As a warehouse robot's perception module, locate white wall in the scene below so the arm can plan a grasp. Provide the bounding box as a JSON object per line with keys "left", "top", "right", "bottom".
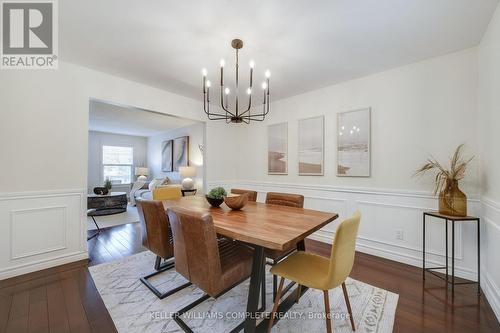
{"left": 234, "top": 48, "right": 480, "bottom": 193}
{"left": 478, "top": 3, "right": 500, "bottom": 320}
{"left": 210, "top": 48, "right": 482, "bottom": 282}
{"left": 147, "top": 122, "right": 205, "bottom": 190}
{"left": 0, "top": 60, "right": 236, "bottom": 279}
{"left": 88, "top": 131, "right": 148, "bottom": 195}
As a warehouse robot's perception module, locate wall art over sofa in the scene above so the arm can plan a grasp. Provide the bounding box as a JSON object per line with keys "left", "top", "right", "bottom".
{"left": 173, "top": 136, "right": 189, "bottom": 171}
{"left": 161, "top": 140, "right": 173, "bottom": 172}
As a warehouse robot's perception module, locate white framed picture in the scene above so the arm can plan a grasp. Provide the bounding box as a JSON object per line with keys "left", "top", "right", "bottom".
{"left": 337, "top": 108, "right": 371, "bottom": 177}
{"left": 298, "top": 115, "right": 324, "bottom": 175}
{"left": 268, "top": 122, "right": 288, "bottom": 175}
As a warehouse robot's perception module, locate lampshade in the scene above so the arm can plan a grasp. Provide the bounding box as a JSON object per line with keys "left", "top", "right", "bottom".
{"left": 135, "top": 167, "right": 149, "bottom": 176}
{"left": 179, "top": 166, "right": 196, "bottom": 178}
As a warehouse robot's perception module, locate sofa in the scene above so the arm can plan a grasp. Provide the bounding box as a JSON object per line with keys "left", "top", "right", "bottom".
{"left": 130, "top": 180, "right": 182, "bottom": 204}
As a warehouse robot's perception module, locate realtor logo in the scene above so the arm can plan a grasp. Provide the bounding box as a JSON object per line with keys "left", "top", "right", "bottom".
{"left": 1, "top": 0, "right": 58, "bottom": 69}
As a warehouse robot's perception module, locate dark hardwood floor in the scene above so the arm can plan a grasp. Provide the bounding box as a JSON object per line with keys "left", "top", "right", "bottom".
{"left": 1, "top": 222, "right": 499, "bottom": 333}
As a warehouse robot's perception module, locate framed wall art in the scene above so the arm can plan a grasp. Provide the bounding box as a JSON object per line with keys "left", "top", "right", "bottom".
{"left": 298, "top": 116, "right": 324, "bottom": 175}
{"left": 337, "top": 108, "right": 371, "bottom": 177}
{"left": 268, "top": 122, "right": 288, "bottom": 174}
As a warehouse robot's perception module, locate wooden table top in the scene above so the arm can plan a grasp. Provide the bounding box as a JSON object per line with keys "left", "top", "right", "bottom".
{"left": 162, "top": 196, "right": 338, "bottom": 251}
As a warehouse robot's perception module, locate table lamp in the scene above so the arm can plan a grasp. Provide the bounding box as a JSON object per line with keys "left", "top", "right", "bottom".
{"left": 135, "top": 167, "right": 149, "bottom": 181}
{"left": 179, "top": 166, "right": 196, "bottom": 190}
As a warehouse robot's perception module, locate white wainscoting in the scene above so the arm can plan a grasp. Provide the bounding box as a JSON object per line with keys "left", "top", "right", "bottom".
{"left": 481, "top": 197, "right": 500, "bottom": 321}
{"left": 209, "top": 180, "right": 481, "bottom": 281}
{"left": 0, "top": 189, "right": 88, "bottom": 280}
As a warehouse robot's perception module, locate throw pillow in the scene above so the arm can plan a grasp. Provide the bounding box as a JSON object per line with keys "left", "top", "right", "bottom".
{"left": 148, "top": 178, "right": 164, "bottom": 191}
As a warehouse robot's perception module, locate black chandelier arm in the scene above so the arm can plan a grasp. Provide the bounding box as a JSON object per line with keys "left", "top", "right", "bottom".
{"left": 239, "top": 62, "right": 254, "bottom": 116}
{"left": 238, "top": 94, "right": 253, "bottom": 117}
{"left": 219, "top": 88, "right": 236, "bottom": 117}
{"left": 241, "top": 91, "right": 270, "bottom": 121}
{"left": 204, "top": 93, "right": 230, "bottom": 120}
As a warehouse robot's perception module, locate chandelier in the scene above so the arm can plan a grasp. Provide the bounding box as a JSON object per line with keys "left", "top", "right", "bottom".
{"left": 202, "top": 39, "right": 270, "bottom": 123}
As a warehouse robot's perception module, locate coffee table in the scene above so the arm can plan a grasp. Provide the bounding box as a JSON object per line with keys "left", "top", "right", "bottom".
{"left": 87, "top": 191, "right": 128, "bottom": 215}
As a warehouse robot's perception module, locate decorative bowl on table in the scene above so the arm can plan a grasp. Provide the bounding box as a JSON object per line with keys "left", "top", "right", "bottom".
{"left": 205, "top": 195, "right": 224, "bottom": 208}
{"left": 224, "top": 193, "right": 248, "bottom": 210}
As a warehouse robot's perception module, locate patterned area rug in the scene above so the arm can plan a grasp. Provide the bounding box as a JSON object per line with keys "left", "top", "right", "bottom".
{"left": 89, "top": 251, "right": 398, "bottom": 333}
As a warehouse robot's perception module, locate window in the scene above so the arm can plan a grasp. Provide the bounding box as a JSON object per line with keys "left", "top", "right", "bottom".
{"left": 102, "top": 145, "right": 133, "bottom": 184}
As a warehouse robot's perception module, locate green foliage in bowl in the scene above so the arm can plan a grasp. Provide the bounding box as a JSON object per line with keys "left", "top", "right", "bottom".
{"left": 207, "top": 187, "right": 227, "bottom": 200}
{"left": 104, "top": 178, "right": 112, "bottom": 190}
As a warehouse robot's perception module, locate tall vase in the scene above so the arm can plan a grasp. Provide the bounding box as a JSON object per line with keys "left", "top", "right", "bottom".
{"left": 438, "top": 179, "right": 467, "bottom": 217}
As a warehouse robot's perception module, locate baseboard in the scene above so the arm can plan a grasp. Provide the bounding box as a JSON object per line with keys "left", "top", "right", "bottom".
{"left": 308, "top": 231, "right": 478, "bottom": 281}
{"left": 0, "top": 251, "right": 89, "bottom": 280}
{"left": 482, "top": 270, "right": 500, "bottom": 321}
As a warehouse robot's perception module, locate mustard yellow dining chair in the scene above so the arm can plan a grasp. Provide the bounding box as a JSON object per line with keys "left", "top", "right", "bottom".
{"left": 152, "top": 186, "right": 182, "bottom": 200}
{"left": 268, "top": 211, "right": 361, "bottom": 333}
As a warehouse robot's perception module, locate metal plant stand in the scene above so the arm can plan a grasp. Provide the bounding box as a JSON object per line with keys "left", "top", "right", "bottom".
{"left": 422, "top": 211, "right": 480, "bottom": 296}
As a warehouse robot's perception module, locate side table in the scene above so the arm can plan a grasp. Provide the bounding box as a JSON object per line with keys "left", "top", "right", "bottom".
{"left": 422, "top": 211, "right": 480, "bottom": 295}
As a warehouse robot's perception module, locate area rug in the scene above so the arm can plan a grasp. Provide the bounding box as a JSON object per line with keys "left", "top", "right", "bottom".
{"left": 89, "top": 251, "right": 398, "bottom": 333}
{"left": 87, "top": 205, "right": 140, "bottom": 230}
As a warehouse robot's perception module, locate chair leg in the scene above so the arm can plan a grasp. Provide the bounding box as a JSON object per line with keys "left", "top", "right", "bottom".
{"left": 296, "top": 284, "right": 302, "bottom": 304}
{"left": 140, "top": 256, "right": 192, "bottom": 300}
{"left": 323, "top": 290, "right": 332, "bottom": 333}
{"left": 342, "top": 282, "right": 356, "bottom": 331}
{"left": 260, "top": 260, "right": 266, "bottom": 311}
{"left": 268, "top": 276, "right": 285, "bottom": 333}
{"left": 272, "top": 259, "right": 277, "bottom": 301}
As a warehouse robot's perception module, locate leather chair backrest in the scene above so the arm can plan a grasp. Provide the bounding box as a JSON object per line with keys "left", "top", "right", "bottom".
{"left": 136, "top": 198, "right": 174, "bottom": 259}
{"left": 326, "top": 211, "right": 361, "bottom": 289}
{"left": 167, "top": 207, "right": 223, "bottom": 296}
{"left": 265, "top": 192, "right": 304, "bottom": 208}
{"left": 231, "top": 188, "right": 258, "bottom": 202}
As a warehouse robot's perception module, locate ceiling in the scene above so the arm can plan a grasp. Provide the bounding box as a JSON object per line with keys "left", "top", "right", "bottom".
{"left": 89, "top": 100, "right": 198, "bottom": 137}
{"left": 62, "top": 0, "right": 498, "bottom": 101}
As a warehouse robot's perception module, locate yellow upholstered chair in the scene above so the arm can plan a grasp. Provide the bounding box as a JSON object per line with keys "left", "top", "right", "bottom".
{"left": 268, "top": 211, "right": 361, "bottom": 333}
{"left": 152, "top": 186, "right": 182, "bottom": 200}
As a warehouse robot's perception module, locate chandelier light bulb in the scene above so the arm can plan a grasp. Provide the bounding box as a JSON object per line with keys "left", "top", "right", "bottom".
{"left": 220, "top": 59, "right": 225, "bottom": 67}
{"left": 262, "top": 82, "right": 268, "bottom": 90}
{"left": 265, "top": 69, "right": 271, "bottom": 78}
{"left": 249, "top": 60, "right": 255, "bottom": 68}
{"left": 206, "top": 80, "right": 211, "bottom": 88}
{"left": 225, "top": 87, "right": 230, "bottom": 95}
{"left": 247, "top": 88, "right": 252, "bottom": 95}
{"left": 202, "top": 68, "right": 207, "bottom": 76}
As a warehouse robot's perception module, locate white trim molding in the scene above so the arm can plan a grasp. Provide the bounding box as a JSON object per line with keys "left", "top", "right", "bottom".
{"left": 209, "top": 180, "right": 481, "bottom": 281}
{"left": 0, "top": 189, "right": 88, "bottom": 280}
{"left": 481, "top": 196, "right": 500, "bottom": 321}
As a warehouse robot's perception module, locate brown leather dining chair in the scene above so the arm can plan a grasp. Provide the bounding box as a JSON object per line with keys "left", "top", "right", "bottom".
{"left": 136, "top": 198, "right": 191, "bottom": 299}
{"left": 264, "top": 192, "right": 305, "bottom": 300}
{"left": 231, "top": 188, "right": 258, "bottom": 202}
{"left": 167, "top": 207, "right": 266, "bottom": 332}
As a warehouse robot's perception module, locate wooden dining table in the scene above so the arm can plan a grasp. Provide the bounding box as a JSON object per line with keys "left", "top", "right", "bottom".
{"left": 162, "top": 196, "right": 338, "bottom": 333}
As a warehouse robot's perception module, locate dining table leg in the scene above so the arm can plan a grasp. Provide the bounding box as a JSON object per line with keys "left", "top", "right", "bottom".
{"left": 244, "top": 245, "right": 265, "bottom": 333}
